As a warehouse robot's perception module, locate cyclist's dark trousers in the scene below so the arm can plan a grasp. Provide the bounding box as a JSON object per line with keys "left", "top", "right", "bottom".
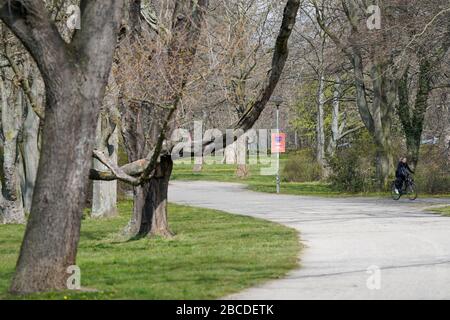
{"left": 395, "top": 175, "right": 405, "bottom": 190}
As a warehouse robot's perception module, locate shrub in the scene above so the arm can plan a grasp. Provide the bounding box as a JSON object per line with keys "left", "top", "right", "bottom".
{"left": 327, "top": 136, "right": 377, "bottom": 193}
{"left": 415, "top": 145, "right": 450, "bottom": 194}
{"left": 282, "top": 149, "right": 323, "bottom": 182}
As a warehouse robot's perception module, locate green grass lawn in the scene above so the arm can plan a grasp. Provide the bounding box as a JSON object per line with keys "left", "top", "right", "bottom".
{"left": 172, "top": 158, "right": 372, "bottom": 197}
{"left": 172, "top": 155, "right": 340, "bottom": 196}
{"left": 0, "top": 201, "right": 300, "bottom": 300}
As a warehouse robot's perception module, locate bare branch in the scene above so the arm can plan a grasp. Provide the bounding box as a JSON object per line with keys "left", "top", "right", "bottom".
{"left": 92, "top": 149, "right": 140, "bottom": 185}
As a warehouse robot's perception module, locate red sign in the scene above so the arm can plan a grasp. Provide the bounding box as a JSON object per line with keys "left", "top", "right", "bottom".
{"left": 271, "top": 133, "right": 286, "bottom": 153}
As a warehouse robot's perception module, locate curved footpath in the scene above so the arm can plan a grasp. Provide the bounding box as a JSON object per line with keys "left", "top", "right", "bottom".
{"left": 169, "top": 181, "right": 450, "bottom": 300}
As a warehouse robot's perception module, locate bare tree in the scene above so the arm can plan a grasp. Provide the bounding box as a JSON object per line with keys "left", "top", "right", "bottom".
{"left": 91, "top": 0, "right": 302, "bottom": 237}
{"left": 396, "top": 4, "right": 450, "bottom": 168}
{"left": 108, "top": 0, "right": 210, "bottom": 238}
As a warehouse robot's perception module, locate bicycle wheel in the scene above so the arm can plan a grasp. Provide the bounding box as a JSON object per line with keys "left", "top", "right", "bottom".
{"left": 406, "top": 182, "right": 417, "bottom": 200}
{"left": 391, "top": 181, "right": 401, "bottom": 200}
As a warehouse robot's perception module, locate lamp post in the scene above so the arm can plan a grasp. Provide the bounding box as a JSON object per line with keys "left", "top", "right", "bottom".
{"left": 271, "top": 96, "right": 283, "bottom": 194}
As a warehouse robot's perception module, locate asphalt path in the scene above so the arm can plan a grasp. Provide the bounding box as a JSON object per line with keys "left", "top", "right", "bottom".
{"left": 169, "top": 180, "right": 450, "bottom": 299}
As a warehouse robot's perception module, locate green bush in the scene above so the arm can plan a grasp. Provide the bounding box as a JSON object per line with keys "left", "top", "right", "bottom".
{"left": 282, "top": 149, "right": 323, "bottom": 182}
{"left": 327, "top": 136, "right": 377, "bottom": 193}
{"left": 415, "top": 145, "right": 450, "bottom": 194}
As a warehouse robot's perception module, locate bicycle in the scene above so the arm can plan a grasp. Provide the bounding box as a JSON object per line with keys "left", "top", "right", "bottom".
{"left": 391, "top": 176, "right": 417, "bottom": 201}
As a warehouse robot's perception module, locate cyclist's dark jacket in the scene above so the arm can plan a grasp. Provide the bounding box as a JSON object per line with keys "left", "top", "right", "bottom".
{"left": 395, "top": 162, "right": 414, "bottom": 179}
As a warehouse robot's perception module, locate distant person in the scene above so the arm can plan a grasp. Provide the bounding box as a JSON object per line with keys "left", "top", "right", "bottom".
{"left": 394, "top": 157, "right": 414, "bottom": 194}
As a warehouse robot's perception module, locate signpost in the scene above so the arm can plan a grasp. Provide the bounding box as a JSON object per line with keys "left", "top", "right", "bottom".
{"left": 271, "top": 96, "right": 284, "bottom": 194}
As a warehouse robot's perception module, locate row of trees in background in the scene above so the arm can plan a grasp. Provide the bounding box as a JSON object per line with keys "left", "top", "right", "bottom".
{"left": 287, "top": 0, "right": 450, "bottom": 189}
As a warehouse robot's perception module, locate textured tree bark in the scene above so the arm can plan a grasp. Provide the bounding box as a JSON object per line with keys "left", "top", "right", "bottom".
{"left": 19, "top": 70, "right": 42, "bottom": 214}
{"left": 92, "top": 115, "right": 118, "bottom": 218}
{"left": 327, "top": 77, "right": 364, "bottom": 158}
{"left": 1, "top": 0, "right": 124, "bottom": 293}
{"left": 119, "top": 101, "right": 174, "bottom": 238}
{"left": 119, "top": 100, "right": 150, "bottom": 237}
{"left": 328, "top": 77, "right": 341, "bottom": 157}
{"left": 148, "top": 155, "right": 173, "bottom": 237}
{"left": 123, "top": 185, "right": 145, "bottom": 237}
{"left": 316, "top": 73, "right": 326, "bottom": 170}
{"left": 18, "top": 99, "right": 40, "bottom": 215}
{"left": 371, "top": 70, "right": 395, "bottom": 189}
{"left": 11, "top": 73, "right": 92, "bottom": 293}
{"left": 352, "top": 52, "right": 394, "bottom": 188}
{"left": 123, "top": 155, "right": 173, "bottom": 238}
{"left": 0, "top": 78, "right": 25, "bottom": 224}
{"left": 397, "top": 60, "right": 432, "bottom": 169}
{"left": 405, "top": 137, "right": 421, "bottom": 170}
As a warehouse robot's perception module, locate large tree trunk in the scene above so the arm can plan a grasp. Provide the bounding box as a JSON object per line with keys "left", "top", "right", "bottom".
{"left": 1, "top": 0, "right": 124, "bottom": 294}
{"left": 124, "top": 185, "right": 146, "bottom": 237}
{"left": 148, "top": 155, "right": 173, "bottom": 237}
{"left": 371, "top": 69, "right": 396, "bottom": 189}
{"left": 10, "top": 71, "right": 107, "bottom": 293}
{"left": 374, "top": 146, "right": 392, "bottom": 187}
{"left": 352, "top": 52, "right": 394, "bottom": 189}
{"left": 397, "top": 60, "right": 432, "bottom": 169}
{"left": 124, "top": 155, "right": 173, "bottom": 238}
{"left": 405, "top": 136, "right": 421, "bottom": 170}
{"left": 119, "top": 101, "right": 175, "bottom": 238}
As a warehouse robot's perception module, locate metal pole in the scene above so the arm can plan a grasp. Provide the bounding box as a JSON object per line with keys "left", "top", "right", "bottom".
{"left": 276, "top": 104, "right": 280, "bottom": 194}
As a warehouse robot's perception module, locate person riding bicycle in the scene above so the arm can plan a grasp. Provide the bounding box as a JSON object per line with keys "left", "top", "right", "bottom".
{"left": 394, "top": 157, "right": 414, "bottom": 194}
